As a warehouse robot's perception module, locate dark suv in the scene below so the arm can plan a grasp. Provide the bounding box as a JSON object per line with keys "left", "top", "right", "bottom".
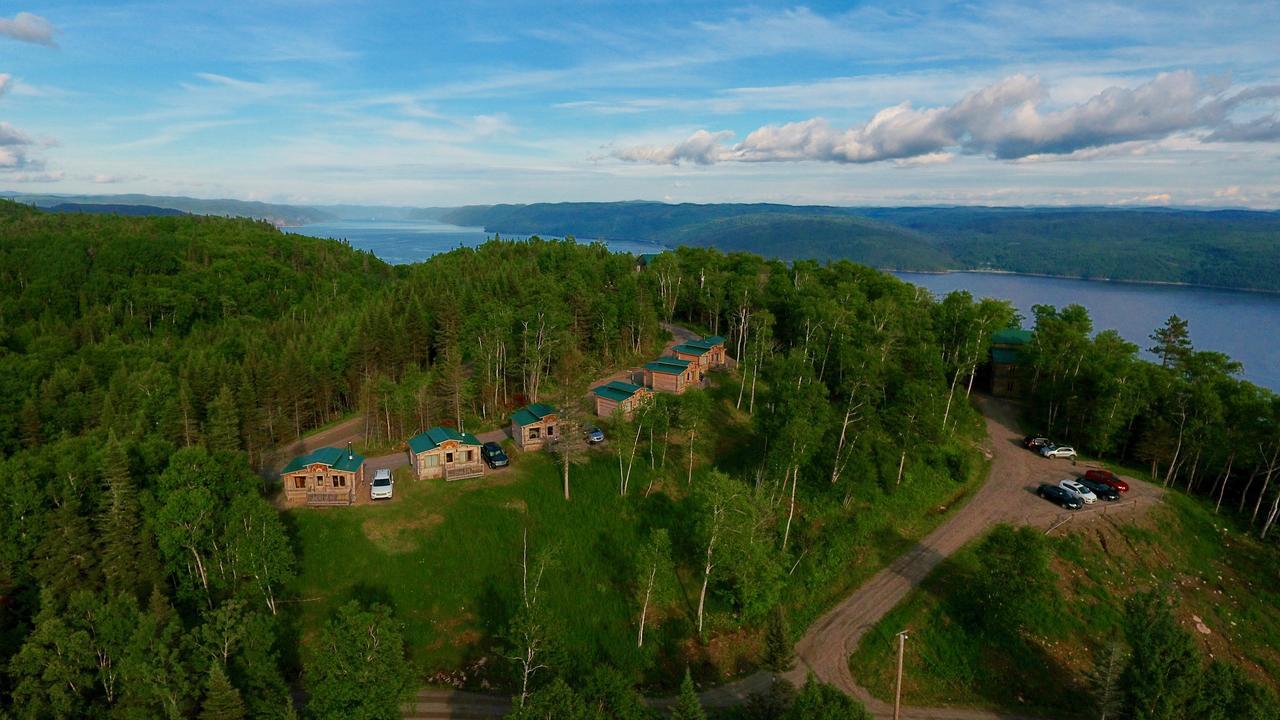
{"left": 481, "top": 441, "right": 509, "bottom": 468}
{"left": 1023, "top": 436, "right": 1052, "bottom": 451}
{"left": 1077, "top": 477, "right": 1120, "bottom": 501}
{"left": 1038, "top": 483, "right": 1083, "bottom": 510}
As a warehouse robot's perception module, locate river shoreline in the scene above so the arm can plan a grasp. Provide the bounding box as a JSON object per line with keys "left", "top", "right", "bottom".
{"left": 884, "top": 267, "right": 1280, "bottom": 296}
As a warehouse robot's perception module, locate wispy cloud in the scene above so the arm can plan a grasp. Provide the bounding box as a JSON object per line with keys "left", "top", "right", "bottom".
{"left": 0, "top": 73, "right": 54, "bottom": 174}
{"left": 0, "top": 11, "right": 56, "bottom": 46}
{"left": 613, "top": 72, "right": 1280, "bottom": 166}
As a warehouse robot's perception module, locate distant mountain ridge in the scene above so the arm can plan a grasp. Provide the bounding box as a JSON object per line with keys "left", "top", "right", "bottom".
{"left": 2, "top": 192, "right": 334, "bottom": 226}
{"left": 438, "top": 202, "right": 1280, "bottom": 292}
{"left": 47, "top": 203, "right": 187, "bottom": 217}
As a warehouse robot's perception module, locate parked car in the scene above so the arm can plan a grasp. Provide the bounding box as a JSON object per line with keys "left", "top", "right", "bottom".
{"left": 370, "top": 469, "right": 394, "bottom": 500}
{"left": 481, "top": 441, "right": 509, "bottom": 468}
{"left": 1038, "top": 483, "right": 1082, "bottom": 510}
{"left": 1059, "top": 479, "right": 1097, "bottom": 504}
{"left": 1077, "top": 477, "right": 1120, "bottom": 501}
{"left": 584, "top": 426, "right": 605, "bottom": 444}
{"left": 1040, "top": 445, "right": 1078, "bottom": 460}
{"left": 1023, "top": 435, "right": 1052, "bottom": 450}
{"left": 1084, "top": 468, "right": 1129, "bottom": 492}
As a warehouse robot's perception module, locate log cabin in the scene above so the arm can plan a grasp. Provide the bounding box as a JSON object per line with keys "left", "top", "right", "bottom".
{"left": 408, "top": 427, "right": 485, "bottom": 480}
{"left": 592, "top": 380, "right": 654, "bottom": 419}
{"left": 280, "top": 445, "right": 365, "bottom": 506}
{"left": 644, "top": 356, "right": 696, "bottom": 394}
{"left": 677, "top": 335, "right": 728, "bottom": 368}
{"left": 511, "top": 403, "right": 559, "bottom": 450}
{"left": 989, "top": 328, "right": 1033, "bottom": 398}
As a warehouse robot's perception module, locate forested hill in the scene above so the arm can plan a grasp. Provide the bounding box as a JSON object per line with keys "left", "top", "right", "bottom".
{"left": 2, "top": 192, "right": 335, "bottom": 226}
{"left": 440, "top": 202, "right": 1280, "bottom": 292}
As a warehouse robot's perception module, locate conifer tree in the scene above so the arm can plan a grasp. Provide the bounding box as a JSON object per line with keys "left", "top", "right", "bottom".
{"left": 100, "top": 434, "right": 143, "bottom": 596}
{"left": 206, "top": 385, "right": 241, "bottom": 454}
{"left": 763, "top": 605, "right": 794, "bottom": 672}
{"left": 671, "top": 668, "right": 706, "bottom": 720}
{"left": 199, "top": 663, "right": 246, "bottom": 720}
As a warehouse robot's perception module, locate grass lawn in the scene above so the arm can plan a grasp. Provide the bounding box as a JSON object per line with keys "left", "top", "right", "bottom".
{"left": 286, "top": 448, "right": 690, "bottom": 688}
{"left": 849, "top": 492, "right": 1280, "bottom": 718}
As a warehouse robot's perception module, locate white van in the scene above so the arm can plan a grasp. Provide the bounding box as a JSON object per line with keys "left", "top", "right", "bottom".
{"left": 371, "top": 468, "right": 394, "bottom": 500}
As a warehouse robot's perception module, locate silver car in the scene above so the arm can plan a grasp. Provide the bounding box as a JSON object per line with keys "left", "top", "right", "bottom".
{"left": 370, "top": 468, "right": 394, "bottom": 500}
{"left": 1059, "top": 478, "right": 1097, "bottom": 504}
{"left": 1041, "top": 445, "right": 1077, "bottom": 460}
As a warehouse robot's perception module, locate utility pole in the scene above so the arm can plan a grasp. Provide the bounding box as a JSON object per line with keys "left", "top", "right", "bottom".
{"left": 893, "top": 630, "right": 909, "bottom": 720}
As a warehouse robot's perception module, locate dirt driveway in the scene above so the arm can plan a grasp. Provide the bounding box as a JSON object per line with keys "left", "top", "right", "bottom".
{"left": 778, "top": 396, "right": 1162, "bottom": 719}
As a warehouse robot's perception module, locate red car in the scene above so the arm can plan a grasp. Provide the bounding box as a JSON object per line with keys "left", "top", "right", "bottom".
{"left": 1084, "top": 469, "right": 1129, "bottom": 493}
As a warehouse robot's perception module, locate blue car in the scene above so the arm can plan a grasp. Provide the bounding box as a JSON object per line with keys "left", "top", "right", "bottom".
{"left": 584, "top": 427, "right": 605, "bottom": 444}
{"left": 481, "top": 441, "right": 509, "bottom": 468}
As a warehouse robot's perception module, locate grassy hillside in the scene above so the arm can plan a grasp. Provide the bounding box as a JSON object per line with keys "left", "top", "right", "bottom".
{"left": 849, "top": 492, "right": 1280, "bottom": 717}
{"left": 440, "top": 202, "right": 1280, "bottom": 292}
{"left": 290, "top": 377, "right": 988, "bottom": 691}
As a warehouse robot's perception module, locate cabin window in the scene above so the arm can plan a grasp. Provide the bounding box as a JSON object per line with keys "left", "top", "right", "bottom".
{"left": 529, "top": 427, "right": 541, "bottom": 440}
{"left": 333, "top": 475, "right": 346, "bottom": 487}
{"left": 446, "top": 452, "right": 454, "bottom": 463}
{"left": 294, "top": 476, "right": 306, "bottom": 489}
{"left": 464, "top": 450, "right": 473, "bottom": 462}
{"left": 546, "top": 424, "right": 556, "bottom": 437}
{"left": 423, "top": 454, "right": 439, "bottom": 468}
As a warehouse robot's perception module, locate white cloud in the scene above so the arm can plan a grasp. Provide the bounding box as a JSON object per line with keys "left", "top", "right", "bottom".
{"left": 0, "top": 11, "right": 56, "bottom": 46}
{"left": 611, "top": 129, "right": 735, "bottom": 165}
{"left": 613, "top": 71, "right": 1280, "bottom": 166}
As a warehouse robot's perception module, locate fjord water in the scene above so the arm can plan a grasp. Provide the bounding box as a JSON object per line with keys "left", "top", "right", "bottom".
{"left": 894, "top": 271, "right": 1280, "bottom": 391}
{"left": 287, "top": 219, "right": 663, "bottom": 265}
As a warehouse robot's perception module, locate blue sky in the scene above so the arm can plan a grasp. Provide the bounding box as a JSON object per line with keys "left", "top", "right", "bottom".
{"left": 1, "top": 1, "right": 1278, "bottom": 207}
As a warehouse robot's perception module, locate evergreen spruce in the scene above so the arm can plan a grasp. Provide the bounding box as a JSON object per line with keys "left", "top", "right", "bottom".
{"left": 199, "top": 663, "right": 246, "bottom": 720}
{"left": 671, "top": 668, "right": 706, "bottom": 720}
{"left": 206, "top": 385, "right": 241, "bottom": 454}
{"left": 763, "top": 605, "right": 794, "bottom": 672}
{"left": 100, "top": 434, "right": 142, "bottom": 596}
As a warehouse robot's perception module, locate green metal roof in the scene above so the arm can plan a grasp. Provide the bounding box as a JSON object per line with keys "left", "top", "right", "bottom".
{"left": 673, "top": 343, "right": 711, "bottom": 356}
{"left": 991, "top": 348, "right": 1023, "bottom": 365}
{"left": 992, "top": 328, "right": 1033, "bottom": 346}
{"left": 511, "top": 402, "right": 558, "bottom": 427}
{"left": 645, "top": 356, "right": 691, "bottom": 374}
{"left": 408, "top": 426, "right": 481, "bottom": 454}
{"left": 281, "top": 446, "right": 365, "bottom": 474}
{"left": 593, "top": 380, "right": 644, "bottom": 402}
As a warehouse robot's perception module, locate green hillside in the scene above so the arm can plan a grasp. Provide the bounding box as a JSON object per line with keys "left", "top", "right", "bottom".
{"left": 666, "top": 213, "right": 953, "bottom": 268}
{"left": 440, "top": 202, "right": 1280, "bottom": 292}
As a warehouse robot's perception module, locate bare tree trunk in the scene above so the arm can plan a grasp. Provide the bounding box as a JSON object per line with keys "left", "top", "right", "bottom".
{"left": 562, "top": 454, "right": 570, "bottom": 501}
{"left": 688, "top": 429, "right": 696, "bottom": 485}
{"left": 1251, "top": 446, "right": 1279, "bottom": 526}
{"left": 782, "top": 465, "right": 798, "bottom": 552}
{"left": 1163, "top": 411, "right": 1187, "bottom": 487}
{"left": 1215, "top": 453, "right": 1234, "bottom": 514}
{"left": 896, "top": 449, "right": 907, "bottom": 486}
{"left": 637, "top": 565, "right": 655, "bottom": 648}
{"left": 941, "top": 369, "right": 959, "bottom": 432}
{"left": 697, "top": 528, "right": 717, "bottom": 635}
{"left": 1239, "top": 463, "right": 1263, "bottom": 514}
{"left": 1261, "top": 487, "right": 1280, "bottom": 539}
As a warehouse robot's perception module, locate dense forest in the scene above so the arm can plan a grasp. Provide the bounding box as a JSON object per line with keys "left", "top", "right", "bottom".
{"left": 1020, "top": 307, "right": 1280, "bottom": 539}
{"left": 1, "top": 201, "right": 1276, "bottom": 719}
{"left": 438, "top": 201, "right": 1280, "bottom": 292}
